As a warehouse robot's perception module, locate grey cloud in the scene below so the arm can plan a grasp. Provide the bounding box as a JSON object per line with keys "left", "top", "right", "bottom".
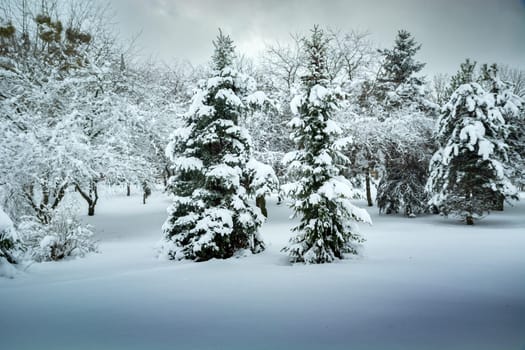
{"left": 104, "top": 0, "right": 525, "bottom": 74}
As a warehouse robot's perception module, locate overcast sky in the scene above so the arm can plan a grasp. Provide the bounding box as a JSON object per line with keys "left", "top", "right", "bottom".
{"left": 104, "top": 0, "right": 525, "bottom": 75}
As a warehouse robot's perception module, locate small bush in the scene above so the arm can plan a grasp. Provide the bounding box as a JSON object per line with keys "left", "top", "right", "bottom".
{"left": 20, "top": 203, "right": 97, "bottom": 262}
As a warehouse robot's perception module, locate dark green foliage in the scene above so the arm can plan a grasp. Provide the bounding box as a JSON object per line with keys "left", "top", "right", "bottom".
{"left": 212, "top": 29, "right": 235, "bottom": 71}
{"left": 377, "top": 151, "right": 429, "bottom": 216}
{"left": 378, "top": 29, "right": 425, "bottom": 86}
{"left": 446, "top": 59, "right": 477, "bottom": 98}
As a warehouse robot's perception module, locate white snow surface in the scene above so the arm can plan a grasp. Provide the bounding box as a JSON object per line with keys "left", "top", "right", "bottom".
{"left": 1, "top": 192, "right": 524, "bottom": 350}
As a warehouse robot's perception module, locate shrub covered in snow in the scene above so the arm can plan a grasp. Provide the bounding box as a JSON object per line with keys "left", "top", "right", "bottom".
{"left": 19, "top": 202, "right": 97, "bottom": 262}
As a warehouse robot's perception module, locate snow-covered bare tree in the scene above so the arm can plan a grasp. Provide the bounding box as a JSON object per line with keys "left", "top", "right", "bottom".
{"left": 160, "top": 30, "right": 265, "bottom": 261}
{"left": 282, "top": 26, "right": 371, "bottom": 264}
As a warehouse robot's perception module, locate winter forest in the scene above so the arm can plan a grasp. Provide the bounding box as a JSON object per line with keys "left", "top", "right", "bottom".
{"left": 1, "top": 1, "right": 524, "bottom": 349}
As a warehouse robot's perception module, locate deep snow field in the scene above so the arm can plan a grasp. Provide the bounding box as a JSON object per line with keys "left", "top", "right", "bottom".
{"left": 1, "top": 191, "right": 524, "bottom": 350}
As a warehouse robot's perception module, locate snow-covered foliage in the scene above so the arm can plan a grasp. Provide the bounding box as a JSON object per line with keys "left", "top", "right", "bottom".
{"left": 245, "top": 158, "right": 280, "bottom": 198}
{"left": 282, "top": 27, "right": 371, "bottom": 264}
{"left": 375, "top": 30, "right": 433, "bottom": 113}
{"left": 369, "top": 30, "right": 437, "bottom": 216}
{"left": 19, "top": 199, "right": 97, "bottom": 262}
{"left": 426, "top": 82, "right": 518, "bottom": 224}
{"left": 160, "top": 30, "right": 265, "bottom": 261}
{"left": 0, "top": 206, "right": 23, "bottom": 276}
{"left": 0, "top": 4, "right": 183, "bottom": 223}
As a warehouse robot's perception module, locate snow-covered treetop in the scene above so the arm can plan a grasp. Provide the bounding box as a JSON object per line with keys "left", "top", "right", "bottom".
{"left": 378, "top": 29, "right": 425, "bottom": 86}
{"left": 301, "top": 25, "right": 330, "bottom": 89}
{"left": 212, "top": 29, "right": 235, "bottom": 72}
{"left": 438, "top": 83, "right": 505, "bottom": 146}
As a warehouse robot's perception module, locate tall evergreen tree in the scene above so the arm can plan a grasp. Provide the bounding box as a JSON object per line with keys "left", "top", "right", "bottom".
{"left": 160, "top": 30, "right": 264, "bottom": 261}
{"left": 282, "top": 26, "right": 371, "bottom": 264}
{"left": 374, "top": 30, "right": 436, "bottom": 216}
{"left": 426, "top": 82, "right": 517, "bottom": 225}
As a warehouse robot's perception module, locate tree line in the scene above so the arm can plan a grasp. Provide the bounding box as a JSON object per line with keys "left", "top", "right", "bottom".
{"left": 1, "top": 1, "right": 524, "bottom": 267}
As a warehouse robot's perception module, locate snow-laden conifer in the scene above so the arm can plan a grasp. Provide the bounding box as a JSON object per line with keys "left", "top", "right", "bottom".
{"left": 282, "top": 26, "right": 371, "bottom": 264}
{"left": 426, "top": 82, "right": 518, "bottom": 224}
{"left": 160, "top": 30, "right": 265, "bottom": 261}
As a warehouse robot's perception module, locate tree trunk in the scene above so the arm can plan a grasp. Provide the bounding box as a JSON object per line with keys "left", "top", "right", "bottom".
{"left": 142, "top": 182, "right": 151, "bottom": 205}
{"left": 365, "top": 171, "right": 373, "bottom": 207}
{"left": 466, "top": 215, "right": 474, "bottom": 225}
{"left": 126, "top": 183, "right": 131, "bottom": 197}
{"left": 76, "top": 180, "right": 98, "bottom": 217}
{"left": 88, "top": 204, "right": 95, "bottom": 216}
{"left": 256, "top": 195, "right": 267, "bottom": 218}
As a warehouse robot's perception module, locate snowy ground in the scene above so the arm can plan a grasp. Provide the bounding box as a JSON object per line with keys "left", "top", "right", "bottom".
{"left": 1, "top": 191, "right": 524, "bottom": 350}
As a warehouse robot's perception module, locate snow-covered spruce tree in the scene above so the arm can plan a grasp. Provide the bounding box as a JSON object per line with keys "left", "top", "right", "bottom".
{"left": 479, "top": 64, "right": 524, "bottom": 207}
{"left": 282, "top": 26, "right": 371, "bottom": 264}
{"left": 160, "top": 30, "right": 265, "bottom": 261}
{"left": 375, "top": 29, "right": 427, "bottom": 112}
{"left": 426, "top": 82, "right": 517, "bottom": 225}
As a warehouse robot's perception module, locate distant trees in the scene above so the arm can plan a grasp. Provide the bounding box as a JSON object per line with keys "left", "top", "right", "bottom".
{"left": 0, "top": 2, "right": 523, "bottom": 270}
